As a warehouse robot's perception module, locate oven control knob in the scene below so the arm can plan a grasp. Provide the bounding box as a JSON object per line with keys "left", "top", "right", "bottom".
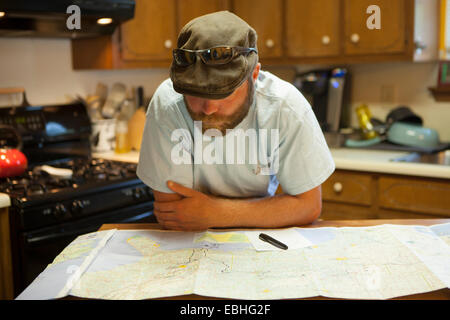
{"left": 71, "top": 200, "right": 84, "bottom": 215}
{"left": 53, "top": 203, "right": 68, "bottom": 220}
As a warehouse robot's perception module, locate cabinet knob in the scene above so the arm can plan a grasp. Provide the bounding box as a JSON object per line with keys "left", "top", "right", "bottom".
{"left": 265, "top": 39, "right": 275, "bottom": 48}
{"left": 164, "top": 39, "right": 172, "bottom": 49}
{"left": 321, "top": 35, "right": 331, "bottom": 45}
{"left": 350, "top": 33, "right": 360, "bottom": 44}
{"left": 333, "top": 182, "right": 343, "bottom": 193}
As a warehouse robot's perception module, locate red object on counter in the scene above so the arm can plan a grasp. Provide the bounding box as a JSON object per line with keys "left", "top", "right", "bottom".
{"left": 0, "top": 148, "right": 28, "bottom": 178}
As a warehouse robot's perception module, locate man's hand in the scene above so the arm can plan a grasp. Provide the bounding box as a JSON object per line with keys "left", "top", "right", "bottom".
{"left": 152, "top": 181, "right": 322, "bottom": 230}
{"left": 153, "top": 181, "right": 220, "bottom": 231}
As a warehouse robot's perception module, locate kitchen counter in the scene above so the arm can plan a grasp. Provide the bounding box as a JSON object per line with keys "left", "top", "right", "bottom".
{"left": 93, "top": 148, "right": 450, "bottom": 179}
{"left": 1, "top": 148, "right": 447, "bottom": 210}
{"left": 330, "top": 148, "right": 450, "bottom": 179}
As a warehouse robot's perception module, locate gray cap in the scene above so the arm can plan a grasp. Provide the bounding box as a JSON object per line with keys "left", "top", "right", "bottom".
{"left": 170, "top": 11, "right": 258, "bottom": 99}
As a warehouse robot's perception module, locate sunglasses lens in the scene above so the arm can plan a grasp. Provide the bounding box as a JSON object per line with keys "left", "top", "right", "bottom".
{"left": 202, "top": 47, "right": 233, "bottom": 65}
{"left": 173, "top": 50, "right": 196, "bottom": 66}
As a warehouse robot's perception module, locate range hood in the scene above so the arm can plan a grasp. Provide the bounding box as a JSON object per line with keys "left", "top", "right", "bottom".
{"left": 0, "top": 0, "right": 135, "bottom": 38}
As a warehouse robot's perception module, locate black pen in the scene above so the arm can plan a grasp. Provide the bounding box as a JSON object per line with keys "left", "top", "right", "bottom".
{"left": 259, "top": 233, "right": 288, "bottom": 250}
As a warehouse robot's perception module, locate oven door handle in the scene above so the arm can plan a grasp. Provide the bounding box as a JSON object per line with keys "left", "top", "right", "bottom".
{"left": 25, "top": 226, "right": 99, "bottom": 245}
{"left": 24, "top": 211, "right": 153, "bottom": 245}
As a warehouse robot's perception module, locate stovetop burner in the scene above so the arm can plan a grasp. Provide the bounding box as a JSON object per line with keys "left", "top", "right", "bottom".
{"left": 0, "top": 158, "right": 138, "bottom": 199}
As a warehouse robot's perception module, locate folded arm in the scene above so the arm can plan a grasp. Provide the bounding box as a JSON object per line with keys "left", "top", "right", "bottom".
{"left": 152, "top": 181, "right": 322, "bottom": 231}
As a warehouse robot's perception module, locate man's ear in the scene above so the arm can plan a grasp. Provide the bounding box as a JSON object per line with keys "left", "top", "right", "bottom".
{"left": 252, "top": 63, "right": 261, "bottom": 82}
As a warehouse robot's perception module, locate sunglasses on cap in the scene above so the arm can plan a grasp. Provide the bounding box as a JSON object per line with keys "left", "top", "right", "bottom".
{"left": 173, "top": 46, "right": 257, "bottom": 67}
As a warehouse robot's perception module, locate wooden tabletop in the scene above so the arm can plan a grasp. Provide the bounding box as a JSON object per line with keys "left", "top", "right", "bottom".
{"left": 96, "top": 219, "right": 450, "bottom": 300}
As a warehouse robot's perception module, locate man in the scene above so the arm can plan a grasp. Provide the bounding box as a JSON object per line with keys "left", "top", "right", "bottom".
{"left": 137, "top": 11, "right": 335, "bottom": 231}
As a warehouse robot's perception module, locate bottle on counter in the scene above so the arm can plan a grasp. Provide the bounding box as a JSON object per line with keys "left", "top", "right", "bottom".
{"left": 115, "top": 117, "right": 130, "bottom": 154}
{"left": 356, "top": 104, "right": 378, "bottom": 140}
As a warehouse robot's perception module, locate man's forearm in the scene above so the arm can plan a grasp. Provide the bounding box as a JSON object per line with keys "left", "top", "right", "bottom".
{"left": 213, "top": 186, "right": 322, "bottom": 228}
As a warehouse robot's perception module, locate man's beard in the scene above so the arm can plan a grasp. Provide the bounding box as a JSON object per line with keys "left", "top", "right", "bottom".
{"left": 185, "top": 78, "right": 255, "bottom": 135}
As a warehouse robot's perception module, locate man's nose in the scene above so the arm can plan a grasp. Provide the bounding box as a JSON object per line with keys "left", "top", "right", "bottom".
{"left": 202, "top": 100, "right": 220, "bottom": 115}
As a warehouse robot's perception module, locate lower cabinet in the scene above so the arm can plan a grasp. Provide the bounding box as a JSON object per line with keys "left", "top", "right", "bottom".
{"left": 321, "top": 170, "right": 450, "bottom": 220}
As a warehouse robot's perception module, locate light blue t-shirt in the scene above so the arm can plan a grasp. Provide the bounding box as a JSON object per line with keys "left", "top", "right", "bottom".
{"left": 137, "top": 70, "right": 335, "bottom": 198}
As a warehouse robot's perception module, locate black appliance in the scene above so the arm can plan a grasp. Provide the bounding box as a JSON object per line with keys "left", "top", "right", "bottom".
{"left": 0, "top": 0, "right": 135, "bottom": 38}
{"left": 0, "top": 102, "right": 155, "bottom": 298}
{"left": 294, "top": 68, "right": 351, "bottom": 133}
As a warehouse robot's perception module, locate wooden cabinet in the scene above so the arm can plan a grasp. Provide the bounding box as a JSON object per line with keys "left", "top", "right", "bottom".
{"left": 378, "top": 176, "right": 450, "bottom": 216}
{"left": 120, "top": 0, "right": 177, "bottom": 62}
{"left": 72, "top": 0, "right": 231, "bottom": 69}
{"left": 321, "top": 170, "right": 450, "bottom": 220}
{"left": 285, "top": 0, "right": 341, "bottom": 58}
{"left": 72, "top": 0, "right": 415, "bottom": 69}
{"left": 232, "top": 0, "right": 283, "bottom": 59}
{"left": 321, "top": 171, "right": 372, "bottom": 206}
{"left": 282, "top": 0, "right": 414, "bottom": 63}
{"left": 344, "top": 0, "right": 409, "bottom": 55}
{"left": 177, "top": 0, "right": 230, "bottom": 34}
{"left": 0, "top": 207, "right": 13, "bottom": 299}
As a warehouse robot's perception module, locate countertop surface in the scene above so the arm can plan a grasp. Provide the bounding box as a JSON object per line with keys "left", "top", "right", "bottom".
{"left": 94, "top": 148, "right": 450, "bottom": 179}
{"left": 1, "top": 148, "right": 448, "bottom": 208}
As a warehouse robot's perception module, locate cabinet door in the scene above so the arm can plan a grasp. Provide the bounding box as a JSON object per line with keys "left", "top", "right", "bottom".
{"left": 344, "top": 0, "right": 408, "bottom": 55}
{"left": 177, "top": 0, "right": 230, "bottom": 34}
{"left": 285, "top": 0, "right": 341, "bottom": 58}
{"left": 232, "top": 0, "right": 283, "bottom": 59}
{"left": 120, "top": 0, "right": 177, "bottom": 61}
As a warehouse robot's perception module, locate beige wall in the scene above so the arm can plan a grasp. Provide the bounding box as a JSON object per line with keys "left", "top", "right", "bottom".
{"left": 0, "top": 38, "right": 169, "bottom": 106}
{"left": 1, "top": 37, "right": 449, "bottom": 141}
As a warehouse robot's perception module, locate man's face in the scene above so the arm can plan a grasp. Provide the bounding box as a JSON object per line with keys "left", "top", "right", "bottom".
{"left": 184, "top": 78, "right": 255, "bottom": 135}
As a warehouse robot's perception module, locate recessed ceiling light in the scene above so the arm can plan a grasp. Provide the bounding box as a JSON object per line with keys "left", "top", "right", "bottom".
{"left": 97, "top": 18, "right": 113, "bottom": 25}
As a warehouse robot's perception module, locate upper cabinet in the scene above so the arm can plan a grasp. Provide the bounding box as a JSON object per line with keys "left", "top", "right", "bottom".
{"left": 343, "top": 0, "right": 408, "bottom": 56}
{"left": 285, "top": 0, "right": 341, "bottom": 58}
{"left": 120, "top": 0, "right": 177, "bottom": 62}
{"left": 232, "top": 0, "right": 283, "bottom": 59}
{"left": 72, "top": 0, "right": 417, "bottom": 70}
{"left": 177, "top": 0, "right": 230, "bottom": 33}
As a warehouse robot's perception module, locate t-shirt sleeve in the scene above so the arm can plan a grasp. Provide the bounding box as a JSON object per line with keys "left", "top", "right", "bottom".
{"left": 275, "top": 104, "right": 335, "bottom": 195}
{"left": 136, "top": 104, "right": 193, "bottom": 194}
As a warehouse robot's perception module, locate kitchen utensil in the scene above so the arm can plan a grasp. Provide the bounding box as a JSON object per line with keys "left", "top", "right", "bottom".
{"left": 345, "top": 122, "right": 440, "bottom": 149}
{"left": 0, "top": 125, "right": 28, "bottom": 178}
{"left": 387, "top": 122, "right": 440, "bottom": 148}
{"left": 386, "top": 106, "right": 422, "bottom": 127}
{"left": 34, "top": 165, "right": 73, "bottom": 179}
{"left": 127, "top": 86, "right": 146, "bottom": 151}
{"left": 90, "top": 119, "right": 116, "bottom": 152}
{"left": 101, "top": 83, "right": 127, "bottom": 118}
{"left": 128, "top": 108, "right": 146, "bottom": 151}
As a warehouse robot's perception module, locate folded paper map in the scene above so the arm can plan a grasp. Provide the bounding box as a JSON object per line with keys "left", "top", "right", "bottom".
{"left": 16, "top": 223, "right": 450, "bottom": 300}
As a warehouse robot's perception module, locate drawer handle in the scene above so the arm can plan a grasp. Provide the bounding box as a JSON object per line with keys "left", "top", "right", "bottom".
{"left": 333, "top": 182, "right": 343, "bottom": 193}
